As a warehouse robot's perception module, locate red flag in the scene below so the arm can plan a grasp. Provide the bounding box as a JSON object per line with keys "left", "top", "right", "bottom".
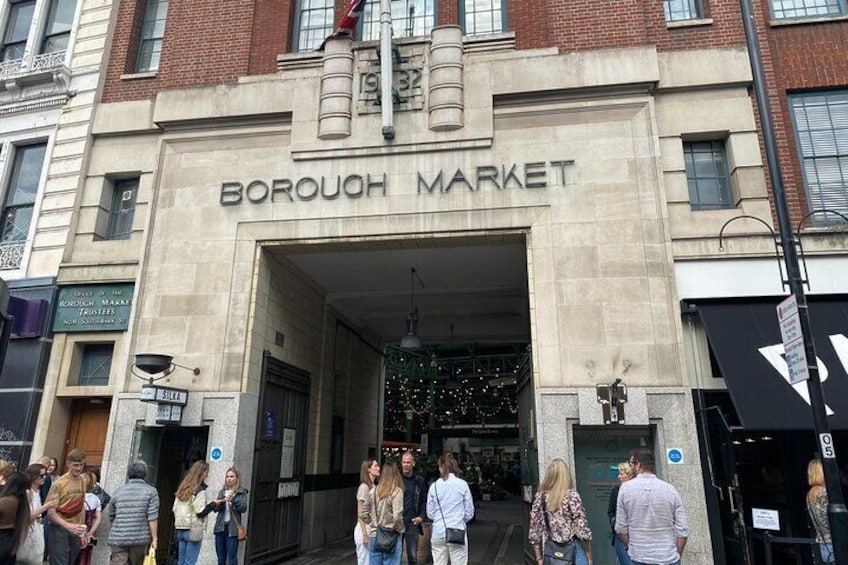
{"left": 317, "top": 0, "right": 366, "bottom": 50}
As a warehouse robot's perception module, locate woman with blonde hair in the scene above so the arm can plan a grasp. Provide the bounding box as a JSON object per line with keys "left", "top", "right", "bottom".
{"left": 172, "top": 460, "right": 210, "bottom": 565}
{"left": 607, "top": 462, "right": 634, "bottom": 565}
{"left": 210, "top": 466, "right": 249, "bottom": 564}
{"left": 360, "top": 461, "right": 404, "bottom": 565}
{"left": 425, "top": 453, "right": 474, "bottom": 565}
{"left": 529, "top": 458, "right": 593, "bottom": 565}
{"left": 354, "top": 459, "right": 381, "bottom": 564}
{"left": 807, "top": 458, "right": 835, "bottom": 564}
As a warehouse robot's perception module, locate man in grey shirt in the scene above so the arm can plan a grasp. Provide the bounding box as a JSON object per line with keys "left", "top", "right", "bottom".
{"left": 107, "top": 460, "right": 159, "bottom": 564}
{"left": 615, "top": 448, "right": 689, "bottom": 565}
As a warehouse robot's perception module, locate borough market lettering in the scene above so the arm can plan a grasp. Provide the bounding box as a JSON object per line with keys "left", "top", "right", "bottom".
{"left": 220, "top": 160, "right": 574, "bottom": 206}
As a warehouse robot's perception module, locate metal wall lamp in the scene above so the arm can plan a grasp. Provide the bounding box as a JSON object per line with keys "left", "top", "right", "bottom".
{"left": 131, "top": 353, "right": 201, "bottom": 384}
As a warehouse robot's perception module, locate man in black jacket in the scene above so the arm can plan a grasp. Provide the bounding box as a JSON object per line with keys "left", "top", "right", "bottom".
{"left": 401, "top": 451, "right": 427, "bottom": 565}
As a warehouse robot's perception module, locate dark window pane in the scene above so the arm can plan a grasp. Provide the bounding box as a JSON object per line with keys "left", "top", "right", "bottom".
{"left": 1, "top": 144, "right": 46, "bottom": 243}
{"left": 106, "top": 178, "right": 139, "bottom": 240}
{"left": 684, "top": 140, "right": 733, "bottom": 211}
{"left": 361, "top": 0, "right": 436, "bottom": 41}
{"left": 137, "top": 0, "right": 169, "bottom": 71}
{"left": 78, "top": 344, "right": 113, "bottom": 386}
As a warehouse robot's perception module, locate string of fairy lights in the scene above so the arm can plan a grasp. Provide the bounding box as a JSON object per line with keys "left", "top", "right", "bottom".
{"left": 382, "top": 345, "right": 527, "bottom": 437}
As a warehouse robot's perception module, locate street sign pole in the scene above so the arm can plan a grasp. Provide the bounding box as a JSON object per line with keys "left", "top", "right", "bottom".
{"left": 739, "top": 0, "right": 848, "bottom": 560}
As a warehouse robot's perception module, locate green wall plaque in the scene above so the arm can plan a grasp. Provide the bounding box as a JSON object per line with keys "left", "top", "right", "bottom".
{"left": 53, "top": 283, "right": 135, "bottom": 332}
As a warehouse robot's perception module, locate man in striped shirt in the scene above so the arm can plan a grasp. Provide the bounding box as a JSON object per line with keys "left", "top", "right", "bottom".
{"left": 615, "top": 448, "right": 690, "bottom": 565}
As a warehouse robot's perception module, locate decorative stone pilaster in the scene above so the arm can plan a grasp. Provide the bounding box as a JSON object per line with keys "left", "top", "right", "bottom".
{"left": 428, "top": 25, "right": 464, "bottom": 131}
{"left": 318, "top": 37, "right": 354, "bottom": 140}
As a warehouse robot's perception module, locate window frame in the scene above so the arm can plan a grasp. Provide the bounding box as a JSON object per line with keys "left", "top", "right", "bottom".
{"left": 789, "top": 90, "right": 848, "bottom": 222}
{"left": 1, "top": 142, "right": 48, "bottom": 244}
{"left": 105, "top": 177, "right": 139, "bottom": 240}
{"left": 683, "top": 139, "right": 735, "bottom": 211}
{"left": 769, "top": 0, "right": 847, "bottom": 20}
{"left": 1, "top": 0, "right": 36, "bottom": 62}
{"left": 459, "top": 0, "right": 507, "bottom": 36}
{"left": 663, "top": 0, "right": 705, "bottom": 22}
{"left": 358, "top": 0, "right": 438, "bottom": 42}
{"left": 291, "top": 0, "right": 335, "bottom": 53}
{"left": 39, "top": 0, "right": 78, "bottom": 54}
{"left": 136, "top": 0, "right": 169, "bottom": 72}
{"left": 77, "top": 342, "right": 113, "bottom": 386}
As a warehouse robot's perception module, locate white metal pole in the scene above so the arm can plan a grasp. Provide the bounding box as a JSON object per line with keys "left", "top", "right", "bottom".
{"left": 380, "top": 0, "right": 394, "bottom": 140}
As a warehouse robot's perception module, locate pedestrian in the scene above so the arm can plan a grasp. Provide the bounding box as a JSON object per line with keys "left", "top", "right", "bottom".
{"left": 17, "top": 463, "right": 57, "bottom": 564}
{"left": 209, "top": 466, "right": 248, "bottom": 564}
{"left": 37, "top": 456, "right": 55, "bottom": 561}
{"left": 107, "top": 460, "right": 159, "bottom": 565}
{"left": 806, "top": 458, "right": 835, "bottom": 564}
{"left": 400, "top": 452, "right": 427, "bottom": 565}
{"left": 360, "top": 461, "right": 404, "bottom": 565}
{"left": 47, "top": 458, "right": 60, "bottom": 484}
{"left": 0, "top": 462, "right": 15, "bottom": 487}
{"left": 355, "top": 458, "right": 380, "bottom": 564}
{"left": 172, "top": 460, "right": 209, "bottom": 565}
{"left": 78, "top": 471, "right": 103, "bottom": 565}
{"left": 608, "top": 462, "right": 634, "bottom": 565}
{"left": 426, "top": 453, "right": 475, "bottom": 565}
{"left": 615, "top": 448, "right": 689, "bottom": 565}
{"left": 0, "top": 472, "right": 32, "bottom": 564}
{"left": 89, "top": 467, "right": 112, "bottom": 509}
{"left": 529, "top": 458, "right": 593, "bottom": 565}
{"left": 46, "top": 449, "right": 89, "bottom": 565}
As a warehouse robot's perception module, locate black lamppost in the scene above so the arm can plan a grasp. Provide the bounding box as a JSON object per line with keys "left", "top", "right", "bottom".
{"left": 737, "top": 0, "right": 848, "bottom": 560}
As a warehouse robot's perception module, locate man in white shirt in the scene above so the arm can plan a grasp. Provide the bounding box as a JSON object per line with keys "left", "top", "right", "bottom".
{"left": 615, "top": 448, "right": 689, "bottom": 565}
{"left": 426, "top": 454, "right": 475, "bottom": 565}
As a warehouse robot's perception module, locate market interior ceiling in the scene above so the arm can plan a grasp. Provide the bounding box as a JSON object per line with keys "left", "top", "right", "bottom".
{"left": 276, "top": 235, "right": 531, "bottom": 346}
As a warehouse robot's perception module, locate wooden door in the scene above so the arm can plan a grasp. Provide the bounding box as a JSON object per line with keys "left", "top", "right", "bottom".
{"left": 63, "top": 399, "right": 111, "bottom": 469}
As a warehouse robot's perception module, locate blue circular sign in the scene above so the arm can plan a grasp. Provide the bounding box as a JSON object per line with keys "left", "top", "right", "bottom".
{"left": 667, "top": 448, "right": 683, "bottom": 464}
{"left": 210, "top": 447, "right": 223, "bottom": 461}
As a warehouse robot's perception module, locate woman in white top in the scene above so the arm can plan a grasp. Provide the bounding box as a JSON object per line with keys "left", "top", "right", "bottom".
{"left": 354, "top": 459, "right": 380, "bottom": 565}
{"left": 17, "top": 463, "right": 57, "bottom": 565}
{"left": 426, "top": 453, "right": 475, "bottom": 565}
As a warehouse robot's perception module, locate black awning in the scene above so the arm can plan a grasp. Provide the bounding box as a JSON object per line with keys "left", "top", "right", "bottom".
{"left": 697, "top": 299, "right": 848, "bottom": 430}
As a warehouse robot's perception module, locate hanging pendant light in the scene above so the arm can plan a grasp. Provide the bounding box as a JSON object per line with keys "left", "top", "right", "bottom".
{"left": 400, "top": 267, "right": 422, "bottom": 350}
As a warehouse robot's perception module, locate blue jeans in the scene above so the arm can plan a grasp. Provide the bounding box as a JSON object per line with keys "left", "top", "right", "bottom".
{"left": 402, "top": 528, "right": 419, "bottom": 565}
{"left": 574, "top": 542, "right": 589, "bottom": 565}
{"left": 215, "top": 531, "right": 239, "bottom": 564}
{"left": 176, "top": 530, "right": 202, "bottom": 565}
{"left": 614, "top": 536, "right": 632, "bottom": 565}
{"left": 369, "top": 532, "right": 402, "bottom": 565}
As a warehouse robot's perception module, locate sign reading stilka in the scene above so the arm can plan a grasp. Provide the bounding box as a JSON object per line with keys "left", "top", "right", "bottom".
{"left": 140, "top": 384, "right": 189, "bottom": 406}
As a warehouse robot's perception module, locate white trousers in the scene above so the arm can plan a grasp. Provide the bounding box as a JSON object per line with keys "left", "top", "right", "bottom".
{"left": 354, "top": 525, "right": 370, "bottom": 565}
{"left": 431, "top": 536, "right": 468, "bottom": 565}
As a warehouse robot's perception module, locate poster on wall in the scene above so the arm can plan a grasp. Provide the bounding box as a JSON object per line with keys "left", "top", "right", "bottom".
{"left": 280, "top": 427, "right": 296, "bottom": 479}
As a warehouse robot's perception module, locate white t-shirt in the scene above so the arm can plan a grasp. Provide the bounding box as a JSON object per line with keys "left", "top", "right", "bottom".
{"left": 84, "top": 492, "right": 101, "bottom": 512}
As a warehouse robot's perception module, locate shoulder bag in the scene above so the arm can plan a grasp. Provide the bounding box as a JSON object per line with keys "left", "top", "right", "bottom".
{"left": 372, "top": 490, "right": 398, "bottom": 553}
{"left": 188, "top": 494, "right": 205, "bottom": 542}
{"left": 231, "top": 499, "right": 248, "bottom": 541}
{"left": 541, "top": 493, "right": 576, "bottom": 565}
{"left": 435, "top": 481, "right": 465, "bottom": 545}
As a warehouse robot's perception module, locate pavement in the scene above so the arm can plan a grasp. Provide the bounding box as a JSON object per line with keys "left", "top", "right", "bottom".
{"left": 284, "top": 497, "right": 529, "bottom": 565}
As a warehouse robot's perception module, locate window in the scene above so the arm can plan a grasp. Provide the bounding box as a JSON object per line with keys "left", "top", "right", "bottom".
{"left": 293, "top": 0, "right": 334, "bottom": 53}
{"left": 40, "top": 0, "right": 78, "bottom": 53}
{"left": 2, "top": 0, "right": 35, "bottom": 61}
{"left": 0, "top": 143, "right": 46, "bottom": 268}
{"left": 106, "top": 178, "right": 138, "bottom": 240}
{"left": 78, "top": 343, "right": 112, "bottom": 386}
{"left": 461, "top": 0, "right": 505, "bottom": 35}
{"left": 663, "top": 0, "right": 704, "bottom": 21}
{"left": 684, "top": 140, "right": 733, "bottom": 210}
{"left": 790, "top": 91, "right": 848, "bottom": 217}
{"left": 137, "top": 0, "right": 168, "bottom": 72}
{"left": 770, "top": 0, "right": 846, "bottom": 19}
{"left": 360, "top": 0, "right": 436, "bottom": 41}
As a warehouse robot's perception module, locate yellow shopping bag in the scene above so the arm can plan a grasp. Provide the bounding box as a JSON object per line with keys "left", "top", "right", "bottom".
{"left": 143, "top": 547, "right": 156, "bottom": 565}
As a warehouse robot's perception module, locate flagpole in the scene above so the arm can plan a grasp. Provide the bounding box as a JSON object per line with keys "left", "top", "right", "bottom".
{"left": 380, "top": 0, "right": 394, "bottom": 140}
